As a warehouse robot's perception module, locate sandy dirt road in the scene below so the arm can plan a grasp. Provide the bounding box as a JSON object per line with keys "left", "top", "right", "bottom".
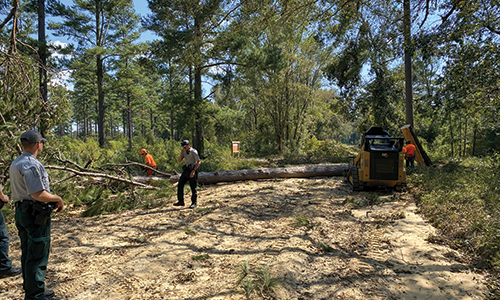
{"left": 0, "top": 177, "right": 487, "bottom": 299}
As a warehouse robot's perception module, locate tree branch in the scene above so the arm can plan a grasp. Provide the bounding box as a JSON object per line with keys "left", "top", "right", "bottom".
{"left": 53, "top": 151, "right": 96, "bottom": 172}
{"left": 201, "top": 61, "right": 248, "bottom": 70}
{"left": 419, "top": 0, "right": 431, "bottom": 28}
{"left": 105, "top": 162, "right": 172, "bottom": 177}
{"left": 485, "top": 24, "right": 500, "bottom": 36}
{"left": 440, "top": 1, "right": 458, "bottom": 24}
{"left": 0, "top": 2, "right": 17, "bottom": 31}
{"left": 45, "top": 165, "right": 159, "bottom": 190}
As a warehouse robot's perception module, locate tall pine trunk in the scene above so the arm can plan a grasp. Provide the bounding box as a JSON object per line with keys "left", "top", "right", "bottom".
{"left": 449, "top": 113, "right": 454, "bottom": 157}
{"left": 194, "top": 65, "right": 204, "bottom": 154}
{"left": 96, "top": 2, "right": 105, "bottom": 147}
{"left": 150, "top": 108, "right": 154, "bottom": 132}
{"left": 127, "top": 93, "right": 132, "bottom": 149}
{"left": 458, "top": 119, "right": 462, "bottom": 157}
{"left": 83, "top": 106, "right": 88, "bottom": 139}
{"left": 97, "top": 55, "right": 105, "bottom": 146}
{"left": 472, "top": 125, "right": 477, "bottom": 156}
{"left": 168, "top": 59, "right": 175, "bottom": 140}
{"left": 463, "top": 117, "right": 467, "bottom": 157}
{"left": 193, "top": 15, "right": 204, "bottom": 156}
{"left": 38, "top": 0, "right": 48, "bottom": 136}
{"left": 403, "top": 0, "right": 414, "bottom": 128}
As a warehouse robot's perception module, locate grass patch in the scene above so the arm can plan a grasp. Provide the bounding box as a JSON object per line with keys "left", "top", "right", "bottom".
{"left": 342, "top": 193, "right": 394, "bottom": 208}
{"left": 183, "top": 227, "right": 197, "bottom": 235}
{"left": 236, "top": 261, "right": 283, "bottom": 299}
{"left": 192, "top": 254, "right": 210, "bottom": 261}
{"left": 53, "top": 258, "right": 69, "bottom": 264}
{"left": 316, "top": 241, "right": 334, "bottom": 253}
{"left": 125, "top": 235, "right": 147, "bottom": 244}
{"left": 411, "top": 156, "right": 500, "bottom": 297}
{"left": 294, "top": 214, "right": 311, "bottom": 227}
{"left": 195, "top": 207, "right": 212, "bottom": 215}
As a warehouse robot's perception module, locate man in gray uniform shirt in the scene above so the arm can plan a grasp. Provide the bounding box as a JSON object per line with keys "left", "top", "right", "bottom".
{"left": 174, "top": 140, "right": 201, "bottom": 209}
{"left": 10, "top": 130, "right": 64, "bottom": 300}
{"left": 0, "top": 185, "right": 22, "bottom": 279}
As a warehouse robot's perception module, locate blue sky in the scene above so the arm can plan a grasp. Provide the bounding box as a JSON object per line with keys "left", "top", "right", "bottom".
{"left": 132, "top": 0, "right": 155, "bottom": 42}
{"left": 53, "top": 0, "right": 156, "bottom": 43}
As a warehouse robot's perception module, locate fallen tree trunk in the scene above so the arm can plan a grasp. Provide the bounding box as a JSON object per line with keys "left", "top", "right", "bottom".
{"left": 166, "top": 164, "right": 348, "bottom": 185}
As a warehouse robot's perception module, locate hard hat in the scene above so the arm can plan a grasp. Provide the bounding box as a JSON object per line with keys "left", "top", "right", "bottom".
{"left": 140, "top": 149, "right": 147, "bottom": 155}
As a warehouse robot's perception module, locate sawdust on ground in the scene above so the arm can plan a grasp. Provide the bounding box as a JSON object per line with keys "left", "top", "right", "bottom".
{"left": 0, "top": 177, "right": 487, "bottom": 300}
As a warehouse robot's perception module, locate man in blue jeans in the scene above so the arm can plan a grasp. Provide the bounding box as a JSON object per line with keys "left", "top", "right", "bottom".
{"left": 0, "top": 185, "right": 22, "bottom": 279}
{"left": 174, "top": 140, "right": 201, "bottom": 209}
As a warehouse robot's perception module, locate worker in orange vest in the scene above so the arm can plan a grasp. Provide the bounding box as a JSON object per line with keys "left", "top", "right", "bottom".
{"left": 403, "top": 141, "right": 416, "bottom": 168}
{"left": 140, "top": 149, "right": 158, "bottom": 176}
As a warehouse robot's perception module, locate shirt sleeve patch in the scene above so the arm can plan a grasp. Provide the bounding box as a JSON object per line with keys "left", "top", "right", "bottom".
{"left": 30, "top": 166, "right": 40, "bottom": 178}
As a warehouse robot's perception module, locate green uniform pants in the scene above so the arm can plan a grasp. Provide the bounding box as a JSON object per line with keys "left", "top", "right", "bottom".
{"left": 15, "top": 208, "right": 51, "bottom": 300}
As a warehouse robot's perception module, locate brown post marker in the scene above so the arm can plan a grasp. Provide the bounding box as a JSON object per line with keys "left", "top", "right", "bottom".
{"left": 232, "top": 141, "right": 240, "bottom": 158}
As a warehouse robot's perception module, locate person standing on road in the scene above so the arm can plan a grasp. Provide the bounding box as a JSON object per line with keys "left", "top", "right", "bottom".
{"left": 10, "top": 130, "right": 64, "bottom": 300}
{"left": 174, "top": 140, "right": 201, "bottom": 209}
{"left": 0, "top": 185, "right": 22, "bottom": 280}
{"left": 403, "top": 140, "right": 416, "bottom": 169}
{"left": 140, "top": 149, "right": 158, "bottom": 176}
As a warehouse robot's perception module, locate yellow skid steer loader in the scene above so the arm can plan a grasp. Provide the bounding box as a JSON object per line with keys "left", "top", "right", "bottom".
{"left": 347, "top": 127, "right": 406, "bottom": 191}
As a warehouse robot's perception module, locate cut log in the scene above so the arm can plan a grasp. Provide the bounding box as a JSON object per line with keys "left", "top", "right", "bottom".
{"left": 165, "top": 164, "right": 348, "bottom": 185}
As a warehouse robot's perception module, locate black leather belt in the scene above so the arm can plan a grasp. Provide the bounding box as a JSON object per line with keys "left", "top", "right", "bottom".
{"left": 15, "top": 199, "right": 34, "bottom": 208}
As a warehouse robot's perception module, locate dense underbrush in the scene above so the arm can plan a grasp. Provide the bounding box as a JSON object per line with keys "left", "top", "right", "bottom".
{"left": 410, "top": 155, "right": 500, "bottom": 297}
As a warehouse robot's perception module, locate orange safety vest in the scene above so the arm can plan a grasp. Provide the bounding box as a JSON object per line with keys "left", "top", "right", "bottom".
{"left": 144, "top": 153, "right": 157, "bottom": 167}
{"left": 404, "top": 144, "right": 416, "bottom": 157}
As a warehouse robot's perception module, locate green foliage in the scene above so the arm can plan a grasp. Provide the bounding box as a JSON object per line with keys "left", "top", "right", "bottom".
{"left": 342, "top": 197, "right": 362, "bottom": 208}
{"left": 413, "top": 156, "right": 500, "bottom": 270}
{"left": 240, "top": 277, "right": 255, "bottom": 299}
{"left": 0, "top": 206, "right": 15, "bottom": 227}
{"left": 365, "top": 193, "right": 381, "bottom": 206}
{"left": 299, "top": 136, "right": 355, "bottom": 163}
{"left": 194, "top": 207, "right": 212, "bottom": 215}
{"left": 192, "top": 254, "right": 210, "bottom": 261}
{"left": 236, "top": 261, "right": 282, "bottom": 299}
{"left": 127, "top": 235, "right": 147, "bottom": 244}
{"left": 198, "top": 140, "right": 269, "bottom": 172}
{"left": 325, "top": 40, "right": 369, "bottom": 96}
{"left": 342, "top": 193, "right": 392, "bottom": 208}
{"left": 44, "top": 135, "right": 175, "bottom": 216}
{"left": 55, "top": 135, "right": 181, "bottom": 175}
{"left": 183, "top": 228, "right": 197, "bottom": 235}
{"left": 294, "top": 214, "right": 310, "bottom": 228}
{"left": 316, "top": 241, "right": 334, "bottom": 253}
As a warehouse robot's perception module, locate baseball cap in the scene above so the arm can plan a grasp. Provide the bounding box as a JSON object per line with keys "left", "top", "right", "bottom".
{"left": 180, "top": 140, "right": 190, "bottom": 147}
{"left": 20, "top": 130, "right": 48, "bottom": 144}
